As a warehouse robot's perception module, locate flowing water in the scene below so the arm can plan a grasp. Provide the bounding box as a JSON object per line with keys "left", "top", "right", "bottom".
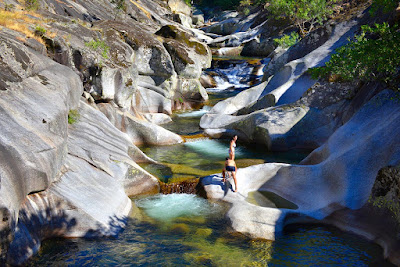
{"left": 29, "top": 57, "right": 394, "bottom": 266}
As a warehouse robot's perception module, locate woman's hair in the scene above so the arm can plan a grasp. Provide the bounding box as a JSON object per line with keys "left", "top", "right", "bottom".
{"left": 226, "top": 157, "right": 229, "bottom": 160}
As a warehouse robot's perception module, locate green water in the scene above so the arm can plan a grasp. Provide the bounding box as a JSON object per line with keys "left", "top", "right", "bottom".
{"left": 29, "top": 193, "right": 393, "bottom": 266}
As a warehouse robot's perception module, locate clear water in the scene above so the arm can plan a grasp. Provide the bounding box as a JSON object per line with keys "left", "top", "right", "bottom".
{"left": 29, "top": 194, "right": 393, "bottom": 266}
{"left": 135, "top": 194, "right": 221, "bottom": 222}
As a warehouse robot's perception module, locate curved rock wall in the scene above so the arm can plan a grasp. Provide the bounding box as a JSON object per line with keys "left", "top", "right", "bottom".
{"left": 0, "top": 0, "right": 209, "bottom": 263}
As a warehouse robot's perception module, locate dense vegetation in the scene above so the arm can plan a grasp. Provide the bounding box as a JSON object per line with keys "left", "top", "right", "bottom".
{"left": 263, "top": 0, "right": 339, "bottom": 36}
{"left": 310, "top": 23, "right": 400, "bottom": 88}
{"left": 310, "top": 0, "right": 400, "bottom": 89}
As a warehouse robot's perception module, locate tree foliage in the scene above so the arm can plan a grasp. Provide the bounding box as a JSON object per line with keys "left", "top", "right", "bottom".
{"left": 266, "top": 0, "right": 338, "bottom": 36}
{"left": 273, "top": 32, "right": 301, "bottom": 48}
{"left": 310, "top": 23, "right": 400, "bottom": 89}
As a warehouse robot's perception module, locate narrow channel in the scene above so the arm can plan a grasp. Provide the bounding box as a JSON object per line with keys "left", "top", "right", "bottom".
{"left": 29, "top": 56, "right": 393, "bottom": 266}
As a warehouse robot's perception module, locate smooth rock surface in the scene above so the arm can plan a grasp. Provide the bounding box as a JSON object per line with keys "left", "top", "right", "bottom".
{"left": 201, "top": 90, "right": 400, "bottom": 249}
{"left": 98, "top": 103, "right": 183, "bottom": 145}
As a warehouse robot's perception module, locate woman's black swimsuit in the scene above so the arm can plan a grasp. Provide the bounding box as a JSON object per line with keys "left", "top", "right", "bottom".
{"left": 225, "top": 165, "right": 236, "bottom": 172}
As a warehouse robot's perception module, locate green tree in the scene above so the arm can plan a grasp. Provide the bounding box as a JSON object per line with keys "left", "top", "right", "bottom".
{"left": 310, "top": 23, "right": 400, "bottom": 89}
{"left": 266, "top": 0, "right": 338, "bottom": 36}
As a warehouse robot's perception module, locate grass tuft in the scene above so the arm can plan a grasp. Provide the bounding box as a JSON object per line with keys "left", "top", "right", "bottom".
{"left": 68, "top": 109, "right": 80, "bottom": 124}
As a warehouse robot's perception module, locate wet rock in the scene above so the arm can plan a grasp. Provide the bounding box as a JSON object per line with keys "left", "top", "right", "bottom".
{"left": 200, "top": 72, "right": 217, "bottom": 88}
{"left": 160, "top": 178, "right": 200, "bottom": 194}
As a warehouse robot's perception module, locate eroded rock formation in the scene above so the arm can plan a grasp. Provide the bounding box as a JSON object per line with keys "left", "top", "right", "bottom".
{"left": 0, "top": 0, "right": 211, "bottom": 263}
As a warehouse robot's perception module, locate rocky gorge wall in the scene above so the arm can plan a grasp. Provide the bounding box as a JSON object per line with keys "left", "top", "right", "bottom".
{"left": 0, "top": 0, "right": 213, "bottom": 264}
{"left": 198, "top": 2, "right": 400, "bottom": 265}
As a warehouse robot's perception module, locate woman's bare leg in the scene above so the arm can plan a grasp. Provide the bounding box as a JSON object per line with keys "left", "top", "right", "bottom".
{"left": 232, "top": 171, "right": 238, "bottom": 192}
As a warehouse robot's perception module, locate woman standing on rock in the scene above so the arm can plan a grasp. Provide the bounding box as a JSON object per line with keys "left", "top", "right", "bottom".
{"left": 229, "top": 135, "right": 238, "bottom": 160}
{"left": 222, "top": 157, "right": 238, "bottom": 192}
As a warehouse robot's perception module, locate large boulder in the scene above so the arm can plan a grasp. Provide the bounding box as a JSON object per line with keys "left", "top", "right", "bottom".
{"left": 201, "top": 80, "right": 378, "bottom": 151}
{"left": 0, "top": 27, "right": 161, "bottom": 264}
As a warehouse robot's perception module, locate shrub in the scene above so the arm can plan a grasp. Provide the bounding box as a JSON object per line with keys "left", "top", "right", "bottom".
{"left": 273, "top": 32, "right": 300, "bottom": 48}
{"left": 34, "top": 25, "right": 46, "bottom": 36}
{"left": 309, "top": 23, "right": 400, "bottom": 89}
{"left": 110, "top": 0, "right": 126, "bottom": 10}
{"left": 85, "top": 39, "right": 110, "bottom": 59}
{"left": 68, "top": 109, "right": 80, "bottom": 124}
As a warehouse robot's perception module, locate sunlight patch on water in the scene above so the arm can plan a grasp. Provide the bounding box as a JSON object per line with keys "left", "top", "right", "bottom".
{"left": 184, "top": 139, "right": 245, "bottom": 159}
{"left": 135, "top": 194, "right": 219, "bottom": 222}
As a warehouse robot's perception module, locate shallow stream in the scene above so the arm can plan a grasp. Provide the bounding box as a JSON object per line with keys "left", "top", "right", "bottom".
{"left": 29, "top": 192, "right": 392, "bottom": 266}
{"left": 29, "top": 57, "right": 393, "bottom": 266}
